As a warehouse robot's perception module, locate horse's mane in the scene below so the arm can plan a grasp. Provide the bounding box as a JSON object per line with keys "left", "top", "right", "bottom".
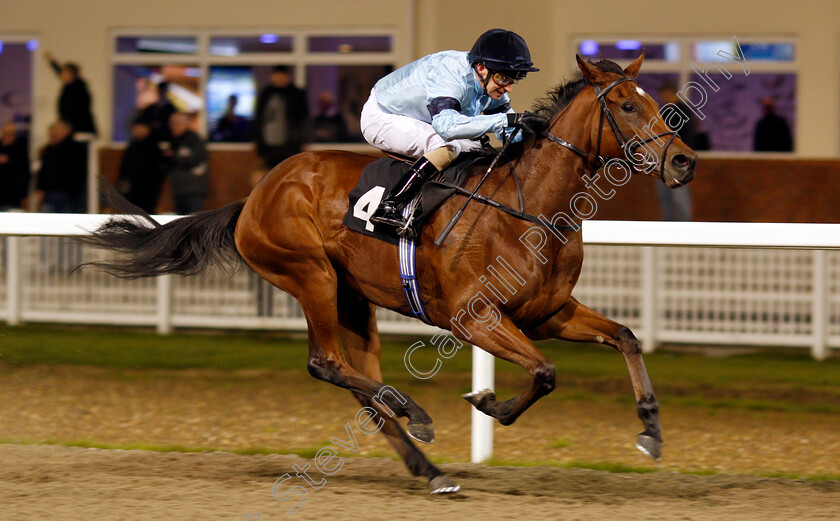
{"left": 494, "top": 58, "right": 625, "bottom": 161}
{"left": 530, "top": 59, "right": 625, "bottom": 120}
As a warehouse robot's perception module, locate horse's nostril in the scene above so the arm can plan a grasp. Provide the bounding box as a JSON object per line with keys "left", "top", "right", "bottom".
{"left": 672, "top": 154, "right": 690, "bottom": 169}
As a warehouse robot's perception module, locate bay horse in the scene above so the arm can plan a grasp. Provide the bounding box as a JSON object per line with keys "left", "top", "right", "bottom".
{"left": 88, "top": 53, "right": 696, "bottom": 493}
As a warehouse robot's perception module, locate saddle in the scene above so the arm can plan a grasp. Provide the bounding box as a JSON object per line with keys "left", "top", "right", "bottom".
{"left": 342, "top": 153, "right": 490, "bottom": 245}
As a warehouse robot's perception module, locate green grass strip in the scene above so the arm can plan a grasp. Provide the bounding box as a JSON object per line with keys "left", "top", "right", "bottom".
{"left": 2, "top": 438, "right": 837, "bottom": 481}
{"left": 0, "top": 437, "right": 398, "bottom": 461}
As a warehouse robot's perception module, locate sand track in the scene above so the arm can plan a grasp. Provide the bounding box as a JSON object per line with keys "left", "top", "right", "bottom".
{"left": 2, "top": 444, "right": 838, "bottom": 521}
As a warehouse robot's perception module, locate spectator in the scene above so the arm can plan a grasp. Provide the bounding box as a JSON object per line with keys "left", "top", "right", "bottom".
{"left": 211, "top": 94, "right": 250, "bottom": 142}
{"left": 36, "top": 120, "right": 87, "bottom": 213}
{"left": 135, "top": 77, "right": 158, "bottom": 113}
{"left": 309, "top": 91, "right": 348, "bottom": 143}
{"left": 44, "top": 52, "right": 97, "bottom": 137}
{"left": 254, "top": 65, "right": 309, "bottom": 169}
{"left": 163, "top": 112, "right": 208, "bottom": 214}
{"left": 0, "top": 122, "right": 31, "bottom": 211}
{"left": 754, "top": 97, "right": 793, "bottom": 152}
{"left": 655, "top": 82, "right": 701, "bottom": 222}
{"left": 117, "top": 120, "right": 165, "bottom": 214}
{"left": 138, "top": 81, "right": 177, "bottom": 143}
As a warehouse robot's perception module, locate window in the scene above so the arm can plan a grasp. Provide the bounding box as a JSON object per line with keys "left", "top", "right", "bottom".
{"left": 306, "top": 64, "right": 392, "bottom": 143}
{"left": 0, "top": 38, "right": 37, "bottom": 128}
{"left": 578, "top": 40, "right": 679, "bottom": 62}
{"left": 116, "top": 36, "right": 198, "bottom": 55}
{"left": 111, "top": 30, "right": 397, "bottom": 144}
{"left": 573, "top": 37, "right": 798, "bottom": 153}
{"left": 209, "top": 35, "right": 293, "bottom": 56}
{"left": 307, "top": 35, "right": 392, "bottom": 53}
{"left": 113, "top": 64, "right": 201, "bottom": 142}
{"left": 206, "top": 66, "right": 256, "bottom": 142}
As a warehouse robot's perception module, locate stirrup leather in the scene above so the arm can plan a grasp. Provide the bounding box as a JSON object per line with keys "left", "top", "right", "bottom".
{"left": 370, "top": 157, "right": 439, "bottom": 230}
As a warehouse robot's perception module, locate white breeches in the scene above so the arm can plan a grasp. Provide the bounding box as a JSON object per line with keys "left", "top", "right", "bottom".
{"left": 360, "top": 90, "right": 483, "bottom": 158}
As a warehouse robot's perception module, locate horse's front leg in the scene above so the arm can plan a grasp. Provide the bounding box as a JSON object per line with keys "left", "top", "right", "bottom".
{"left": 526, "top": 296, "right": 662, "bottom": 460}
{"left": 452, "top": 314, "right": 556, "bottom": 426}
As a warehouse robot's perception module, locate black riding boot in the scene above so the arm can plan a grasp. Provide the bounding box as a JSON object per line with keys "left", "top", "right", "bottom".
{"left": 370, "top": 157, "right": 440, "bottom": 230}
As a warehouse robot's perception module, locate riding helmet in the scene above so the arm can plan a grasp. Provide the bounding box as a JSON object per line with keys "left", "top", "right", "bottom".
{"left": 469, "top": 28, "right": 540, "bottom": 78}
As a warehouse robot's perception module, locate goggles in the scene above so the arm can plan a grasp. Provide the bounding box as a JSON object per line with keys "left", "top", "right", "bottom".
{"left": 490, "top": 70, "right": 526, "bottom": 87}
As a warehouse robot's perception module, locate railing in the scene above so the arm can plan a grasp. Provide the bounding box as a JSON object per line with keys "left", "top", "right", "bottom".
{"left": 2, "top": 215, "right": 838, "bottom": 354}
{"left": 3, "top": 214, "right": 840, "bottom": 462}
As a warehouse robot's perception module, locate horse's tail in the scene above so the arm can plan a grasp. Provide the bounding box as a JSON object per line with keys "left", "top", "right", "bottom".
{"left": 82, "top": 200, "right": 246, "bottom": 279}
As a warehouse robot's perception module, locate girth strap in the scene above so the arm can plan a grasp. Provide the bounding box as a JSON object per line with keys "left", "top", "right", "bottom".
{"left": 398, "top": 199, "right": 433, "bottom": 324}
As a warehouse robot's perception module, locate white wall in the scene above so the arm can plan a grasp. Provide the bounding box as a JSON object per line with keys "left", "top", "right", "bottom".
{"left": 2, "top": 0, "right": 839, "bottom": 156}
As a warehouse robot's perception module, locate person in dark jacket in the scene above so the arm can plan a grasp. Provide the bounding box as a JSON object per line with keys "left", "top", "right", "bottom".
{"left": 309, "top": 91, "right": 348, "bottom": 143}
{"left": 0, "top": 122, "right": 31, "bottom": 210}
{"left": 211, "top": 94, "right": 251, "bottom": 142}
{"left": 44, "top": 52, "right": 97, "bottom": 136}
{"left": 117, "top": 120, "right": 164, "bottom": 214}
{"left": 753, "top": 97, "right": 793, "bottom": 152}
{"left": 254, "top": 65, "right": 309, "bottom": 169}
{"left": 36, "top": 120, "right": 87, "bottom": 213}
{"left": 163, "top": 112, "right": 208, "bottom": 214}
{"left": 138, "top": 81, "right": 177, "bottom": 143}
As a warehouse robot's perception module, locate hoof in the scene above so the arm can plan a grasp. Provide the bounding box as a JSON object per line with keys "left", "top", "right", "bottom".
{"left": 636, "top": 433, "right": 662, "bottom": 461}
{"left": 429, "top": 474, "right": 460, "bottom": 495}
{"left": 407, "top": 422, "right": 435, "bottom": 444}
{"left": 463, "top": 388, "right": 496, "bottom": 409}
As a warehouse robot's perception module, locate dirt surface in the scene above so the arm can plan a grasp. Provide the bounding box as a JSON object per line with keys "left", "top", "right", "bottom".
{"left": 2, "top": 444, "right": 839, "bottom": 521}
{"left": 2, "top": 363, "right": 840, "bottom": 520}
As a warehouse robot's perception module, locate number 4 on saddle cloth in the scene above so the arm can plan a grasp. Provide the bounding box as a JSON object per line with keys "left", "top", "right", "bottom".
{"left": 343, "top": 154, "right": 485, "bottom": 245}
{"left": 342, "top": 153, "right": 488, "bottom": 324}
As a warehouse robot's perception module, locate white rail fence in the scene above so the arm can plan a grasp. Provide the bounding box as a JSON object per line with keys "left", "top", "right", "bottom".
{"left": 2, "top": 215, "right": 839, "bottom": 355}
{"left": 3, "top": 214, "right": 840, "bottom": 462}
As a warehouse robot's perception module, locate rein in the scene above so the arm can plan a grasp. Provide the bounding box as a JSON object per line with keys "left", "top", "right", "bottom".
{"left": 432, "top": 129, "right": 578, "bottom": 246}
{"left": 432, "top": 179, "right": 579, "bottom": 233}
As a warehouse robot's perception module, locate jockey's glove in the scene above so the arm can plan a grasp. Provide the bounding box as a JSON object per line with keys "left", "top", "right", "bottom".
{"left": 507, "top": 112, "right": 550, "bottom": 134}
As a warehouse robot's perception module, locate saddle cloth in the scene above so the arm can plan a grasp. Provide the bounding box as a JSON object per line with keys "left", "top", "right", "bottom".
{"left": 341, "top": 155, "right": 484, "bottom": 245}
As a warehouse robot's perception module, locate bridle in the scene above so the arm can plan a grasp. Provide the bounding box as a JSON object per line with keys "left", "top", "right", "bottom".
{"left": 540, "top": 76, "right": 679, "bottom": 183}
{"left": 434, "top": 75, "right": 682, "bottom": 246}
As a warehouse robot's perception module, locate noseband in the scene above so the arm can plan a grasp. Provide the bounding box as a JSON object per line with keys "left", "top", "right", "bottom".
{"left": 541, "top": 76, "right": 679, "bottom": 183}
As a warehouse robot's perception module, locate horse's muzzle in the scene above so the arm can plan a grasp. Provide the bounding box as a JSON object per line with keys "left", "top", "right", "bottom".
{"left": 666, "top": 152, "right": 696, "bottom": 187}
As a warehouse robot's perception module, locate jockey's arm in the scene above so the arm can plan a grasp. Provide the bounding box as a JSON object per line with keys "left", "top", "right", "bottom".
{"left": 425, "top": 54, "right": 522, "bottom": 145}
{"left": 429, "top": 102, "right": 523, "bottom": 144}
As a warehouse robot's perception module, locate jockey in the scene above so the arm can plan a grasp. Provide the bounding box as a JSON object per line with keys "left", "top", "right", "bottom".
{"left": 360, "top": 28, "right": 546, "bottom": 231}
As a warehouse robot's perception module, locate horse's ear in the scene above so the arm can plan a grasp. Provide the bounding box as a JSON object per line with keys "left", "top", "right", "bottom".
{"left": 623, "top": 50, "right": 646, "bottom": 78}
{"left": 576, "top": 54, "right": 603, "bottom": 83}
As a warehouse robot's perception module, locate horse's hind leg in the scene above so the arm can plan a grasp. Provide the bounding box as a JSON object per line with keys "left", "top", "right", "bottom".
{"left": 249, "top": 259, "right": 435, "bottom": 442}
{"left": 527, "top": 296, "right": 662, "bottom": 460}
{"left": 336, "top": 288, "right": 458, "bottom": 494}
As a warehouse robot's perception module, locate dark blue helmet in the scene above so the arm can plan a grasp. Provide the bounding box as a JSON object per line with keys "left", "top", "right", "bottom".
{"left": 469, "top": 29, "right": 539, "bottom": 79}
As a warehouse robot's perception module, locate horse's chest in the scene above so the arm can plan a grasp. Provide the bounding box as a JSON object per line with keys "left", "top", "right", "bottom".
{"left": 496, "top": 241, "right": 583, "bottom": 320}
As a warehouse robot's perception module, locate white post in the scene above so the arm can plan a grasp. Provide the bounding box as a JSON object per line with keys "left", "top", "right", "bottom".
{"left": 6, "top": 236, "right": 21, "bottom": 325}
{"left": 641, "top": 246, "right": 658, "bottom": 353}
{"left": 470, "top": 345, "right": 494, "bottom": 463}
{"left": 811, "top": 250, "right": 828, "bottom": 360}
{"left": 156, "top": 274, "right": 173, "bottom": 334}
{"left": 86, "top": 138, "right": 100, "bottom": 214}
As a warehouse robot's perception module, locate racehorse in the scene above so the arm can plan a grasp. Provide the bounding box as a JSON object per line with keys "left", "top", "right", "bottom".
{"left": 87, "top": 53, "right": 696, "bottom": 494}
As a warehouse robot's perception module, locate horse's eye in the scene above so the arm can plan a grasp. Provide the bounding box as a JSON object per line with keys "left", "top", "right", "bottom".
{"left": 622, "top": 103, "right": 635, "bottom": 113}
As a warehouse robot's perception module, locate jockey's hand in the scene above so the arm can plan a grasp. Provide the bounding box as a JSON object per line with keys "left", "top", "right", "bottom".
{"left": 507, "top": 112, "right": 550, "bottom": 134}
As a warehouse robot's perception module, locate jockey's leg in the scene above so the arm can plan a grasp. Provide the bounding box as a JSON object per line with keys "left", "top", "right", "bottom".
{"left": 370, "top": 146, "right": 456, "bottom": 229}
{"left": 361, "top": 88, "right": 479, "bottom": 231}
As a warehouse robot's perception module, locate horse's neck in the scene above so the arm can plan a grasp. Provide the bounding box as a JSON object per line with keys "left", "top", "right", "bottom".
{"left": 518, "top": 113, "right": 596, "bottom": 219}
